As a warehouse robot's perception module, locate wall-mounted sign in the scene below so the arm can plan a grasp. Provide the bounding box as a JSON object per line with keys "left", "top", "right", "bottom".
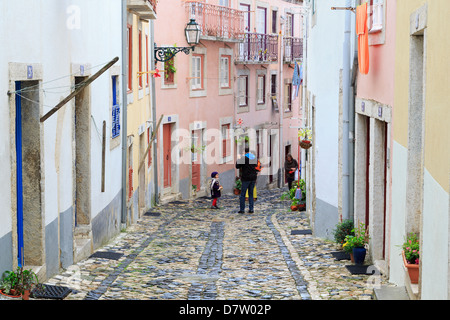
{"left": 27, "top": 65, "right": 33, "bottom": 79}
{"left": 361, "top": 101, "right": 365, "bottom": 112}
{"left": 378, "top": 106, "right": 383, "bottom": 118}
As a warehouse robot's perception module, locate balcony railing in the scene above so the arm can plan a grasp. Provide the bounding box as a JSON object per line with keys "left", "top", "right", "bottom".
{"left": 284, "top": 37, "right": 303, "bottom": 62}
{"left": 236, "top": 33, "right": 278, "bottom": 63}
{"left": 186, "top": 1, "right": 244, "bottom": 42}
{"left": 127, "top": 0, "right": 157, "bottom": 20}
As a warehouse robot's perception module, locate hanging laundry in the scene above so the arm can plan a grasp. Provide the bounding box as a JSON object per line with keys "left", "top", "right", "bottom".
{"left": 356, "top": 3, "right": 369, "bottom": 74}
{"left": 292, "top": 62, "right": 302, "bottom": 100}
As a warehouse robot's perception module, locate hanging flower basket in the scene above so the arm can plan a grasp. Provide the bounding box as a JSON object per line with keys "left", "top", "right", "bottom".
{"left": 298, "top": 128, "right": 312, "bottom": 149}
{"left": 299, "top": 140, "right": 312, "bottom": 149}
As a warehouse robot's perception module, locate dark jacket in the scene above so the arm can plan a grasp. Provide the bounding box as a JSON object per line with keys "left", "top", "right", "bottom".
{"left": 236, "top": 152, "right": 258, "bottom": 181}
{"left": 210, "top": 179, "right": 221, "bottom": 199}
{"left": 285, "top": 159, "right": 298, "bottom": 181}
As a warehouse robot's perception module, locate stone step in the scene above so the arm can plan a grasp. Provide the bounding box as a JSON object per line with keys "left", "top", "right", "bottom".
{"left": 373, "top": 286, "right": 410, "bottom": 300}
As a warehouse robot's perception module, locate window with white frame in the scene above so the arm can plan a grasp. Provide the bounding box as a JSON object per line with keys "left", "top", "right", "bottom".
{"left": 369, "top": 0, "right": 384, "bottom": 32}
{"left": 221, "top": 123, "right": 230, "bottom": 158}
{"left": 191, "top": 54, "right": 203, "bottom": 90}
{"left": 219, "top": 0, "right": 229, "bottom": 7}
{"left": 256, "top": 7, "right": 266, "bottom": 34}
{"left": 220, "top": 55, "right": 231, "bottom": 88}
{"left": 257, "top": 75, "right": 265, "bottom": 104}
{"left": 238, "top": 75, "right": 248, "bottom": 106}
{"left": 286, "top": 13, "right": 293, "bottom": 37}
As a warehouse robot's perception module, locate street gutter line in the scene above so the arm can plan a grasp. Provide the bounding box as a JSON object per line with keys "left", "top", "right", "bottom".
{"left": 270, "top": 213, "right": 321, "bottom": 300}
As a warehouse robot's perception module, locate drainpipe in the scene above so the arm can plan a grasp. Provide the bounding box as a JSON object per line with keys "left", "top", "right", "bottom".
{"left": 121, "top": 0, "right": 128, "bottom": 226}
{"left": 342, "top": 0, "right": 352, "bottom": 222}
{"left": 278, "top": 16, "right": 285, "bottom": 189}
{"left": 150, "top": 20, "right": 159, "bottom": 206}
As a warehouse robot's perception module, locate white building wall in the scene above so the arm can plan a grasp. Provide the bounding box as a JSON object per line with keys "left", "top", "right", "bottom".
{"left": 0, "top": 0, "right": 123, "bottom": 278}
{"left": 306, "top": 0, "right": 355, "bottom": 239}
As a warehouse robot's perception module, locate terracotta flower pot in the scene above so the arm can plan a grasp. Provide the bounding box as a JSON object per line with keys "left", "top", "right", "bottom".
{"left": 0, "top": 289, "right": 22, "bottom": 299}
{"left": 290, "top": 205, "right": 298, "bottom": 211}
{"left": 234, "top": 189, "right": 240, "bottom": 195}
{"left": 402, "top": 251, "right": 419, "bottom": 284}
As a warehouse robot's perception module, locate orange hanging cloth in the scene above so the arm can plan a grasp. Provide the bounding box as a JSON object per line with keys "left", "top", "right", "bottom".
{"left": 356, "top": 3, "right": 369, "bottom": 75}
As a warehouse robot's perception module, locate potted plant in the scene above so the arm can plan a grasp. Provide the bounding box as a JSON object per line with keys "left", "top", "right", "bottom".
{"left": 0, "top": 270, "right": 21, "bottom": 299}
{"left": 343, "top": 236, "right": 356, "bottom": 263}
{"left": 333, "top": 219, "right": 354, "bottom": 248}
{"left": 345, "top": 222, "right": 369, "bottom": 265}
{"left": 298, "top": 128, "right": 312, "bottom": 149}
{"left": 281, "top": 180, "right": 306, "bottom": 211}
{"left": 234, "top": 176, "right": 242, "bottom": 195}
{"left": 401, "top": 233, "right": 420, "bottom": 284}
{"left": 0, "top": 266, "right": 40, "bottom": 300}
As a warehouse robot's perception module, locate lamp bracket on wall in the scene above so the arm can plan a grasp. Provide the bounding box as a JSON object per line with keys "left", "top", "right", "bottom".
{"left": 154, "top": 45, "right": 195, "bottom": 62}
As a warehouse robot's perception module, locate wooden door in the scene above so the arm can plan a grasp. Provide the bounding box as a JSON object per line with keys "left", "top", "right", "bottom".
{"left": 191, "top": 131, "right": 200, "bottom": 191}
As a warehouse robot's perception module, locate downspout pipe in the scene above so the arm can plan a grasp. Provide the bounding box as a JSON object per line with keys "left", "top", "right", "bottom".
{"left": 278, "top": 16, "right": 285, "bottom": 189}
{"left": 121, "top": 0, "right": 128, "bottom": 226}
{"left": 342, "top": 0, "right": 352, "bottom": 222}
{"left": 150, "top": 20, "right": 159, "bottom": 206}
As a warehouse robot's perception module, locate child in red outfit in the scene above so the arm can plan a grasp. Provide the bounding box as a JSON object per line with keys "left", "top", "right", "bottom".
{"left": 210, "top": 172, "right": 223, "bottom": 209}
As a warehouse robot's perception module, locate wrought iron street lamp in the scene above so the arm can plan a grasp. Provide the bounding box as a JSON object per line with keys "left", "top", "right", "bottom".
{"left": 154, "top": 19, "right": 200, "bottom": 62}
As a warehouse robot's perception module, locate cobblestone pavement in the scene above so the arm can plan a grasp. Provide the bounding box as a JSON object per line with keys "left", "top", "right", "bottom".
{"left": 44, "top": 188, "right": 395, "bottom": 301}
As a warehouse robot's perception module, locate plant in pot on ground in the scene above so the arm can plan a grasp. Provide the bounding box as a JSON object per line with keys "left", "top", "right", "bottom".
{"left": 333, "top": 219, "right": 354, "bottom": 248}
{"left": 401, "top": 233, "right": 420, "bottom": 284}
{"left": 234, "top": 176, "right": 242, "bottom": 195}
{"left": 281, "top": 179, "right": 306, "bottom": 211}
{"left": 0, "top": 266, "right": 41, "bottom": 300}
{"left": 344, "top": 222, "right": 369, "bottom": 265}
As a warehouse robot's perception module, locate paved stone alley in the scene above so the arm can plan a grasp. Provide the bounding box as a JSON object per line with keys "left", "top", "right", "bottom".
{"left": 44, "top": 188, "right": 395, "bottom": 301}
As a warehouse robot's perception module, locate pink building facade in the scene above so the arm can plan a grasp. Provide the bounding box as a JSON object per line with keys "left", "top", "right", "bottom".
{"left": 353, "top": 0, "right": 396, "bottom": 273}
{"left": 153, "top": 0, "right": 304, "bottom": 203}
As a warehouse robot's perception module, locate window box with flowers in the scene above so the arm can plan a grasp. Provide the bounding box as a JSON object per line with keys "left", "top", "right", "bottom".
{"left": 401, "top": 233, "right": 420, "bottom": 284}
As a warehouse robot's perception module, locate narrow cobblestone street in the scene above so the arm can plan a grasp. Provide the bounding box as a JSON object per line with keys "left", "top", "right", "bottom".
{"left": 45, "top": 189, "right": 393, "bottom": 301}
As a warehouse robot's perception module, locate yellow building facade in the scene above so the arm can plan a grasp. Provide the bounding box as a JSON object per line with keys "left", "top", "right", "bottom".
{"left": 390, "top": 0, "right": 450, "bottom": 299}
{"left": 126, "top": 9, "right": 155, "bottom": 223}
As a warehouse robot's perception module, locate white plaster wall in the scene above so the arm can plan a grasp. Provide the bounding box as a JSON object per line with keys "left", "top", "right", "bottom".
{"left": 421, "top": 169, "right": 449, "bottom": 299}
{"left": 0, "top": 0, "right": 123, "bottom": 229}
{"left": 389, "top": 141, "right": 407, "bottom": 285}
{"left": 307, "top": 0, "right": 351, "bottom": 208}
{"left": 0, "top": 0, "right": 12, "bottom": 238}
{"left": 60, "top": 0, "right": 123, "bottom": 220}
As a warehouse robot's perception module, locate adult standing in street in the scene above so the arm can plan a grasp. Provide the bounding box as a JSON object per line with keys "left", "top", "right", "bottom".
{"left": 285, "top": 153, "right": 298, "bottom": 190}
{"left": 236, "top": 147, "right": 258, "bottom": 214}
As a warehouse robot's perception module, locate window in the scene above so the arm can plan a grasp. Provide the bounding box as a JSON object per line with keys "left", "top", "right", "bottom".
{"left": 219, "top": 0, "right": 229, "bottom": 6}
{"left": 240, "top": 4, "right": 250, "bottom": 32}
{"left": 127, "top": 24, "right": 132, "bottom": 92}
{"left": 138, "top": 29, "right": 143, "bottom": 89}
{"left": 221, "top": 124, "right": 230, "bottom": 158}
{"left": 257, "top": 75, "right": 265, "bottom": 104}
{"left": 285, "top": 82, "right": 292, "bottom": 112}
{"left": 271, "top": 74, "right": 278, "bottom": 111}
{"left": 191, "top": 54, "right": 203, "bottom": 90}
{"left": 238, "top": 76, "right": 248, "bottom": 106}
{"left": 220, "top": 55, "right": 231, "bottom": 88}
{"left": 272, "top": 10, "right": 277, "bottom": 34}
{"left": 164, "top": 58, "right": 175, "bottom": 85}
{"left": 286, "top": 13, "right": 293, "bottom": 37}
{"left": 256, "top": 7, "right": 266, "bottom": 34}
{"left": 112, "top": 76, "right": 120, "bottom": 138}
{"left": 369, "top": 0, "right": 383, "bottom": 32}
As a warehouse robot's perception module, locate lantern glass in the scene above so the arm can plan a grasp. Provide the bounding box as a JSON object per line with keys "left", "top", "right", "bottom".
{"left": 185, "top": 19, "right": 200, "bottom": 45}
